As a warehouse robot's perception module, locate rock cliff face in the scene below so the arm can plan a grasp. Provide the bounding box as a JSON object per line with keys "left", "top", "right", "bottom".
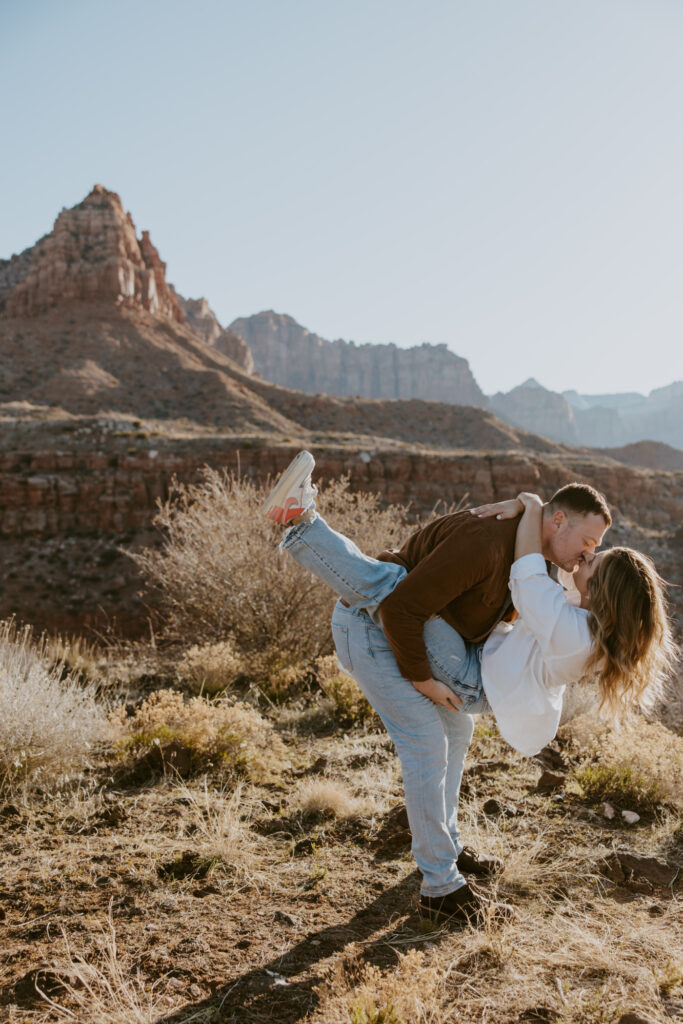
{"left": 172, "top": 293, "right": 255, "bottom": 374}
{"left": 0, "top": 186, "right": 184, "bottom": 322}
{"left": 229, "top": 311, "right": 487, "bottom": 407}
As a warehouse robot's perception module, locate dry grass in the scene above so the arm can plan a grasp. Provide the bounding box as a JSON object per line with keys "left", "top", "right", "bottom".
{"left": 176, "top": 639, "right": 244, "bottom": 694}
{"left": 293, "top": 778, "right": 361, "bottom": 819}
{"left": 1, "top": 697, "right": 680, "bottom": 1024}
{"left": 561, "top": 712, "right": 683, "bottom": 810}
{"left": 28, "top": 912, "right": 189, "bottom": 1023}
{"left": 0, "top": 619, "right": 108, "bottom": 794}
{"left": 312, "top": 849, "right": 682, "bottom": 1024}
{"left": 112, "top": 688, "right": 288, "bottom": 779}
{"left": 43, "top": 632, "right": 104, "bottom": 683}
{"left": 170, "top": 777, "right": 258, "bottom": 871}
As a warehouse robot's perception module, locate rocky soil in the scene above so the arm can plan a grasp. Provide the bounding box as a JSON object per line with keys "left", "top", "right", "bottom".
{"left": 0, "top": 676, "right": 681, "bottom": 1024}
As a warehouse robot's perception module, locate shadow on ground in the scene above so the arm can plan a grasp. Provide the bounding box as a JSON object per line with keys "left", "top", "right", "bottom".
{"left": 157, "top": 870, "right": 434, "bottom": 1023}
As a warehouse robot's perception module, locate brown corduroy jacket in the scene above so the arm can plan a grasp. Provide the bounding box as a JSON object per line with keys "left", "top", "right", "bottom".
{"left": 376, "top": 510, "right": 519, "bottom": 683}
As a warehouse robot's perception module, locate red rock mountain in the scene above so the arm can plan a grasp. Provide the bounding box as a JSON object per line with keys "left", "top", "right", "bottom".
{"left": 0, "top": 186, "right": 560, "bottom": 451}
{"left": 171, "top": 292, "right": 255, "bottom": 374}
{"left": 0, "top": 186, "right": 183, "bottom": 322}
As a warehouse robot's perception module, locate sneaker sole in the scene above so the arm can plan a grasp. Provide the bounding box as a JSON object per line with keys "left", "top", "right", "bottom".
{"left": 262, "top": 450, "right": 315, "bottom": 519}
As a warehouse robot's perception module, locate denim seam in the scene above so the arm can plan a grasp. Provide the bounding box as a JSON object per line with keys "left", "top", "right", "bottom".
{"left": 428, "top": 649, "right": 480, "bottom": 694}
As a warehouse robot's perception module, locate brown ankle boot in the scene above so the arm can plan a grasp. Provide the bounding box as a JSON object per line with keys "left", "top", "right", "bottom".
{"left": 419, "top": 883, "right": 513, "bottom": 927}
{"left": 457, "top": 846, "right": 504, "bottom": 877}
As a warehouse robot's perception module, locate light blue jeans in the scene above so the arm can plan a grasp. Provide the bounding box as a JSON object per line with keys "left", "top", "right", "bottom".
{"left": 281, "top": 513, "right": 490, "bottom": 896}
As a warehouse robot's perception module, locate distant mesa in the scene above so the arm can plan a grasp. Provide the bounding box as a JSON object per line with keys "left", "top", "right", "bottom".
{"left": 225, "top": 314, "right": 681, "bottom": 450}
{"left": 228, "top": 310, "right": 487, "bottom": 408}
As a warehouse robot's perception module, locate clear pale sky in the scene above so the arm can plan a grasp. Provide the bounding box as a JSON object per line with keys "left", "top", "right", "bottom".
{"left": 2, "top": 0, "right": 682, "bottom": 396}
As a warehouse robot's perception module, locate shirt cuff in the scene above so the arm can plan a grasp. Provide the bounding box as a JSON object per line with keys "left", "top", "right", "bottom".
{"left": 510, "top": 553, "right": 548, "bottom": 580}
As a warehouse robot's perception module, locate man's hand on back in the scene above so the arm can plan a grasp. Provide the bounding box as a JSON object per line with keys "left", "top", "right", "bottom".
{"left": 412, "top": 677, "right": 463, "bottom": 711}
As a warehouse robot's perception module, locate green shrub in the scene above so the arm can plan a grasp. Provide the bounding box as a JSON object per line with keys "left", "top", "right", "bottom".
{"left": 350, "top": 1001, "right": 402, "bottom": 1024}
{"left": 112, "top": 688, "right": 287, "bottom": 779}
{"left": 576, "top": 761, "right": 662, "bottom": 812}
{"left": 316, "top": 655, "right": 379, "bottom": 727}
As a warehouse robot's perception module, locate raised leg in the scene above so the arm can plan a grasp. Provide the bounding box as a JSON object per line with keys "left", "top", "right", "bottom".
{"left": 281, "top": 513, "right": 406, "bottom": 619}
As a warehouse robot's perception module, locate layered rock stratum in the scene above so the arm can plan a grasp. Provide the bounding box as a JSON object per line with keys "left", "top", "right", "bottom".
{"left": 0, "top": 186, "right": 184, "bottom": 322}
{"left": 228, "top": 311, "right": 487, "bottom": 407}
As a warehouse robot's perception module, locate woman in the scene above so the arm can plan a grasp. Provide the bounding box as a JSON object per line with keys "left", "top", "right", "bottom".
{"left": 263, "top": 452, "right": 675, "bottom": 924}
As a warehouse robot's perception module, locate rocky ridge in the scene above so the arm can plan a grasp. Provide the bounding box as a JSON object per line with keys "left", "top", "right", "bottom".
{"left": 224, "top": 314, "right": 681, "bottom": 450}
{"left": 172, "top": 292, "right": 254, "bottom": 374}
{"left": 228, "top": 311, "right": 487, "bottom": 408}
{"left": 0, "top": 186, "right": 183, "bottom": 322}
{"left": 490, "top": 378, "right": 581, "bottom": 445}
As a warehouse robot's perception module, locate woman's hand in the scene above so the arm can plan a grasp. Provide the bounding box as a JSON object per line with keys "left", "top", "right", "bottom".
{"left": 412, "top": 677, "right": 463, "bottom": 711}
{"left": 470, "top": 497, "right": 524, "bottom": 520}
{"left": 470, "top": 492, "right": 543, "bottom": 520}
{"left": 516, "top": 491, "right": 543, "bottom": 510}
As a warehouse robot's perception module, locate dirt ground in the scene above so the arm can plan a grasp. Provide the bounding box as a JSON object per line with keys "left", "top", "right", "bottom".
{"left": 0, "top": 679, "right": 681, "bottom": 1024}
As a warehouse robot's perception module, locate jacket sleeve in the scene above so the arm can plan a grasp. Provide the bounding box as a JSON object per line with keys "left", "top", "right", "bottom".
{"left": 379, "top": 520, "right": 495, "bottom": 681}
{"left": 509, "top": 554, "right": 590, "bottom": 659}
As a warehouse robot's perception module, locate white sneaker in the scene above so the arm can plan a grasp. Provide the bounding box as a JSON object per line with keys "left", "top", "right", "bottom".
{"left": 262, "top": 450, "right": 317, "bottom": 525}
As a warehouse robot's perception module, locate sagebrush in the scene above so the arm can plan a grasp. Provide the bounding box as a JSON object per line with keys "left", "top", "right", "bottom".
{"left": 176, "top": 639, "right": 243, "bottom": 694}
{"left": 134, "top": 468, "right": 416, "bottom": 666}
{"left": 0, "top": 619, "right": 107, "bottom": 793}
{"left": 112, "top": 688, "right": 287, "bottom": 779}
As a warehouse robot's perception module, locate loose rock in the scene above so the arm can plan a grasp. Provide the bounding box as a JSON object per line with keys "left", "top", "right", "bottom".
{"left": 535, "top": 770, "right": 565, "bottom": 792}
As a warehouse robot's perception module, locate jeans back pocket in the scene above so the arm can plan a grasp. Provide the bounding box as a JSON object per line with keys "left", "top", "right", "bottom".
{"left": 332, "top": 623, "right": 353, "bottom": 675}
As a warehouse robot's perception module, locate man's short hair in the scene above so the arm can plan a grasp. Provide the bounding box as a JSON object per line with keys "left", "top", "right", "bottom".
{"left": 547, "top": 483, "right": 611, "bottom": 526}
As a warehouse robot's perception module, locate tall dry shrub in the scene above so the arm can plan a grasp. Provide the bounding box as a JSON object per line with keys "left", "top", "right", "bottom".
{"left": 0, "top": 619, "right": 107, "bottom": 792}
{"left": 133, "top": 468, "right": 416, "bottom": 665}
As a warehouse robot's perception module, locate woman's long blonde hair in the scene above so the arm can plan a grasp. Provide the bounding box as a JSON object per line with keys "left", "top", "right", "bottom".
{"left": 584, "top": 547, "right": 677, "bottom": 714}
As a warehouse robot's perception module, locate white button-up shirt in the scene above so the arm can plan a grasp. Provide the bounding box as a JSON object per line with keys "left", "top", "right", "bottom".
{"left": 481, "top": 553, "right": 593, "bottom": 756}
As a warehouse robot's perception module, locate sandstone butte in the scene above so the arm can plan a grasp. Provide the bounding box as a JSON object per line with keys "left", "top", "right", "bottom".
{"left": 0, "top": 185, "right": 681, "bottom": 639}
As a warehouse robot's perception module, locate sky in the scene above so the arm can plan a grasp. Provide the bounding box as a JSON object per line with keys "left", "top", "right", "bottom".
{"left": 1, "top": 0, "right": 682, "bottom": 397}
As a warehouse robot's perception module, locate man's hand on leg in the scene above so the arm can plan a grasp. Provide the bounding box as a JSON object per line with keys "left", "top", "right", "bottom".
{"left": 412, "top": 677, "right": 463, "bottom": 711}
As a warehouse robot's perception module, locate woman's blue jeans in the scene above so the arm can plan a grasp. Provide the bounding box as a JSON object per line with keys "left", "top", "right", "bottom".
{"left": 281, "top": 513, "right": 489, "bottom": 896}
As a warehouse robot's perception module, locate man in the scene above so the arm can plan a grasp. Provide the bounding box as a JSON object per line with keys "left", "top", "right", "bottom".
{"left": 378, "top": 485, "right": 611, "bottom": 710}
{"left": 265, "top": 452, "right": 611, "bottom": 924}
